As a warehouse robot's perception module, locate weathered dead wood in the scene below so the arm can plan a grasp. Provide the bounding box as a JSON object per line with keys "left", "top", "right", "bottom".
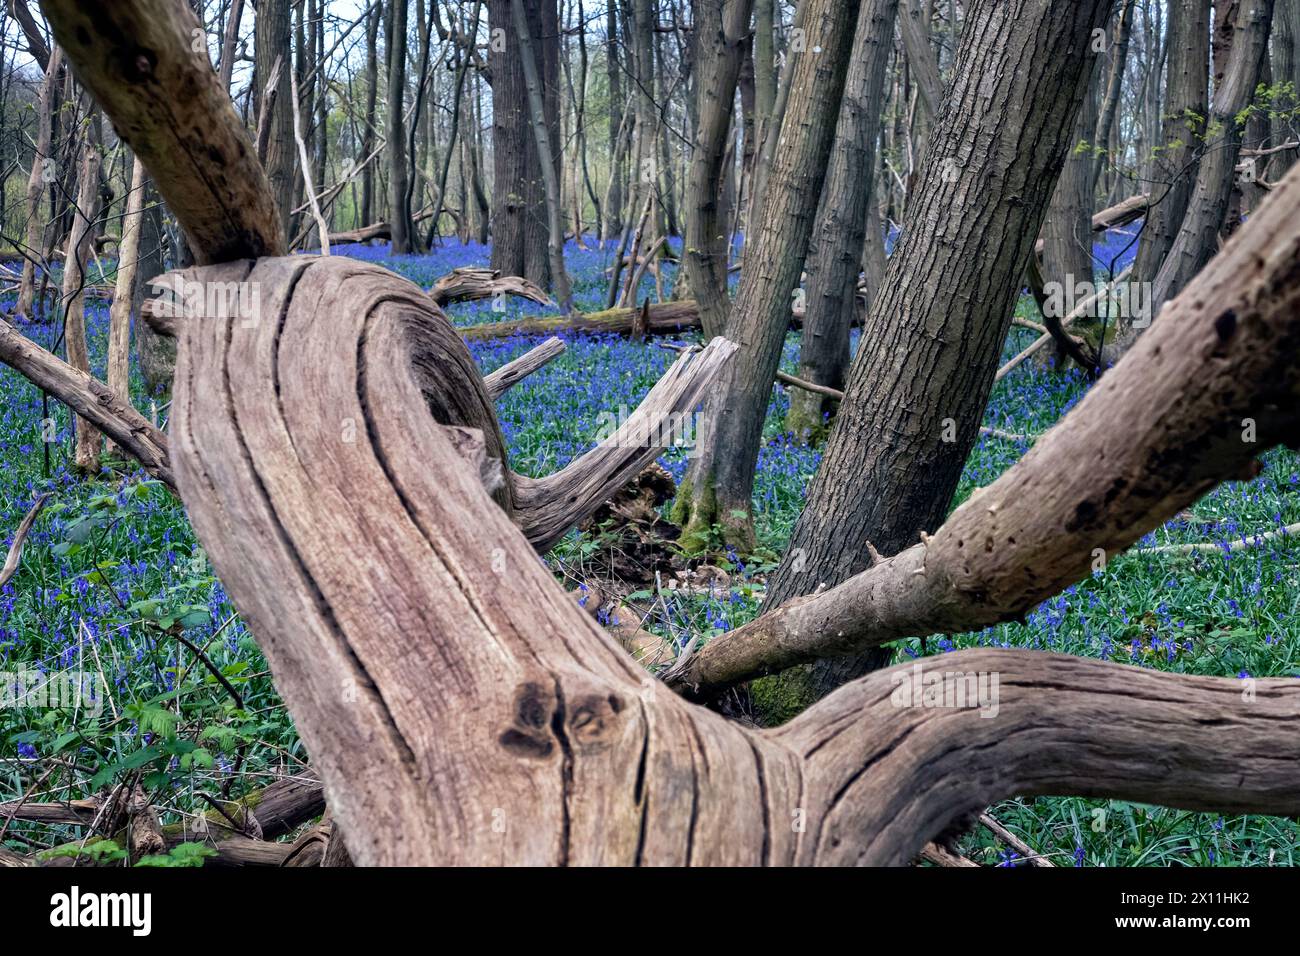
{"left": 428, "top": 266, "right": 554, "bottom": 308}
{"left": 0, "top": 494, "right": 49, "bottom": 589}
{"left": 673, "top": 163, "right": 1300, "bottom": 696}
{"left": 995, "top": 267, "right": 1132, "bottom": 381}
{"left": 482, "top": 337, "right": 567, "bottom": 400}
{"left": 42, "top": 0, "right": 284, "bottom": 263}
{"left": 165, "top": 248, "right": 1300, "bottom": 866}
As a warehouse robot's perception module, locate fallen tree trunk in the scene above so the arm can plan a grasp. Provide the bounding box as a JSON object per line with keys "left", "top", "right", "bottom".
{"left": 457, "top": 300, "right": 704, "bottom": 341}
{"left": 428, "top": 266, "right": 553, "bottom": 308}
{"left": 1033, "top": 192, "right": 1150, "bottom": 257}
{"left": 671, "top": 159, "right": 1300, "bottom": 697}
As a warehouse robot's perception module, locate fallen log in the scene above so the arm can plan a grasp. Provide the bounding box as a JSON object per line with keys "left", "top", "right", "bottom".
{"left": 428, "top": 266, "right": 553, "bottom": 308}
{"left": 328, "top": 221, "right": 392, "bottom": 245}
{"left": 1033, "top": 193, "right": 1149, "bottom": 256}
{"left": 458, "top": 299, "right": 704, "bottom": 341}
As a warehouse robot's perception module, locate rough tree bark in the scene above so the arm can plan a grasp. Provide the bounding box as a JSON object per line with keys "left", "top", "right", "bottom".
{"left": 1151, "top": 0, "right": 1274, "bottom": 312}
{"left": 759, "top": 0, "right": 1119, "bottom": 710}
{"left": 786, "top": 0, "right": 899, "bottom": 442}
{"left": 682, "top": 0, "right": 755, "bottom": 340}
{"left": 488, "top": 0, "right": 554, "bottom": 287}
{"left": 61, "top": 139, "right": 102, "bottom": 473}
{"left": 671, "top": 0, "right": 864, "bottom": 552}
{"left": 1132, "top": 0, "right": 1210, "bottom": 290}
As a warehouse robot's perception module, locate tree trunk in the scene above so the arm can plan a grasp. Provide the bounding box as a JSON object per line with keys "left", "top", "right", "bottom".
{"left": 683, "top": 0, "right": 755, "bottom": 339}
{"left": 1132, "top": 0, "right": 1210, "bottom": 289}
{"left": 61, "top": 140, "right": 104, "bottom": 473}
{"left": 603, "top": 0, "right": 625, "bottom": 238}
{"left": 1150, "top": 0, "right": 1274, "bottom": 311}
{"left": 671, "top": 0, "right": 865, "bottom": 552}
{"left": 106, "top": 156, "right": 147, "bottom": 453}
{"left": 256, "top": 0, "right": 296, "bottom": 241}
{"left": 360, "top": 4, "right": 380, "bottom": 226}
{"left": 488, "top": 0, "right": 552, "bottom": 286}
{"left": 759, "top": 0, "right": 1119, "bottom": 711}
{"left": 15, "top": 47, "right": 62, "bottom": 323}
{"left": 386, "top": 0, "right": 413, "bottom": 253}
{"left": 787, "top": 0, "right": 900, "bottom": 442}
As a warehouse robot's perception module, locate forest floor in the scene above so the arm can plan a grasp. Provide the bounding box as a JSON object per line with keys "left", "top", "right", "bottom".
{"left": 2, "top": 224, "right": 1298, "bottom": 866}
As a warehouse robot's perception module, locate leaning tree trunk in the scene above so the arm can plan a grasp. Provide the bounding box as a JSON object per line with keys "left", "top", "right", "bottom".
{"left": 682, "top": 0, "right": 755, "bottom": 340}
{"left": 759, "top": 0, "right": 1119, "bottom": 713}
{"left": 670, "top": 0, "right": 864, "bottom": 553}
{"left": 61, "top": 139, "right": 102, "bottom": 473}
{"left": 106, "top": 156, "right": 147, "bottom": 455}
{"left": 1131, "top": 0, "right": 1210, "bottom": 290}
{"left": 36, "top": 0, "right": 1300, "bottom": 869}
{"left": 786, "top": 0, "right": 900, "bottom": 442}
{"left": 1150, "top": 0, "right": 1274, "bottom": 312}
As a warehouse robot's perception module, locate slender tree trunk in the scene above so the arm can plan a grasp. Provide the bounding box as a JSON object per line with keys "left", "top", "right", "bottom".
{"left": 671, "top": 0, "right": 865, "bottom": 551}
{"left": 683, "top": 0, "right": 756, "bottom": 339}
{"left": 255, "top": 0, "right": 295, "bottom": 237}
{"left": 512, "top": 0, "right": 576, "bottom": 311}
{"left": 759, "top": 0, "right": 1119, "bottom": 711}
{"left": 107, "top": 156, "right": 147, "bottom": 452}
{"left": 787, "top": 0, "right": 900, "bottom": 442}
{"left": 488, "top": 0, "right": 552, "bottom": 286}
{"left": 360, "top": 4, "right": 380, "bottom": 226}
{"left": 1132, "top": 0, "right": 1210, "bottom": 288}
{"left": 1091, "top": 0, "right": 1136, "bottom": 190}
{"left": 15, "top": 47, "right": 62, "bottom": 323}
{"left": 1150, "top": 0, "right": 1274, "bottom": 311}
{"left": 62, "top": 139, "right": 104, "bottom": 473}
{"left": 603, "top": 0, "right": 625, "bottom": 238}
{"left": 386, "top": 0, "right": 413, "bottom": 253}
